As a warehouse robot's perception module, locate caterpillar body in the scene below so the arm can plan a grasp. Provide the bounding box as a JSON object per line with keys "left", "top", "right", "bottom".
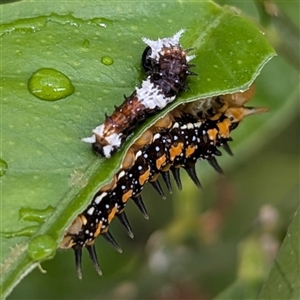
{"left": 82, "top": 30, "right": 195, "bottom": 158}
{"left": 60, "top": 84, "right": 267, "bottom": 278}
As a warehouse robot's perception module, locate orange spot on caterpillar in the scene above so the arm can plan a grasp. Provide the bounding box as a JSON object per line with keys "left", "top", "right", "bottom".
{"left": 94, "top": 221, "right": 103, "bottom": 237}
{"left": 169, "top": 143, "right": 183, "bottom": 161}
{"left": 185, "top": 145, "right": 196, "bottom": 158}
{"left": 207, "top": 128, "right": 219, "bottom": 144}
{"left": 122, "top": 190, "right": 133, "bottom": 203}
{"left": 108, "top": 206, "right": 118, "bottom": 223}
{"left": 139, "top": 168, "right": 150, "bottom": 186}
{"left": 217, "top": 119, "right": 231, "bottom": 138}
{"left": 156, "top": 154, "right": 167, "bottom": 170}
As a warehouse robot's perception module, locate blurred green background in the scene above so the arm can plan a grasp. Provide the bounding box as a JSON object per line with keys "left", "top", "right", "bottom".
{"left": 3, "top": 0, "right": 299, "bottom": 299}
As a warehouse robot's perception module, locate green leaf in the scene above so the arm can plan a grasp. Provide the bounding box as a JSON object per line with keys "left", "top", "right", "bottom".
{"left": 258, "top": 207, "right": 300, "bottom": 300}
{"left": 0, "top": 0, "right": 275, "bottom": 297}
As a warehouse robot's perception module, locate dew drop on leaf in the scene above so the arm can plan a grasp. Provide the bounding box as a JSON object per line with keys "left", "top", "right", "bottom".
{"left": 27, "top": 234, "right": 57, "bottom": 261}
{"left": 0, "top": 158, "right": 8, "bottom": 177}
{"left": 101, "top": 56, "right": 114, "bottom": 66}
{"left": 19, "top": 206, "right": 55, "bottom": 223}
{"left": 28, "top": 68, "right": 75, "bottom": 101}
{"left": 1, "top": 225, "right": 39, "bottom": 238}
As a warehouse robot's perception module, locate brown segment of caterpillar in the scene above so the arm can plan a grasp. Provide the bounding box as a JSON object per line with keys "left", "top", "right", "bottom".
{"left": 60, "top": 84, "right": 268, "bottom": 278}
{"left": 82, "top": 30, "right": 196, "bottom": 158}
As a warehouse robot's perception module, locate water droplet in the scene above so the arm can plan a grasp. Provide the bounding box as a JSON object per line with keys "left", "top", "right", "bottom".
{"left": 27, "top": 234, "right": 57, "bottom": 261}
{"left": 28, "top": 68, "right": 75, "bottom": 101}
{"left": 101, "top": 56, "right": 114, "bottom": 66}
{"left": 0, "top": 225, "right": 39, "bottom": 238}
{"left": 0, "top": 158, "right": 8, "bottom": 177}
{"left": 19, "top": 206, "right": 55, "bottom": 224}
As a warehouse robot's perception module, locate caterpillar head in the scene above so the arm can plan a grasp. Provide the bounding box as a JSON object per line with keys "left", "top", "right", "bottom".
{"left": 221, "top": 84, "right": 268, "bottom": 129}
{"left": 224, "top": 106, "right": 269, "bottom": 130}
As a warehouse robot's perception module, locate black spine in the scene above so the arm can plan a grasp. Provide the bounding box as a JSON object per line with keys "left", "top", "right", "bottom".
{"left": 86, "top": 244, "right": 102, "bottom": 276}
{"left": 117, "top": 211, "right": 134, "bottom": 238}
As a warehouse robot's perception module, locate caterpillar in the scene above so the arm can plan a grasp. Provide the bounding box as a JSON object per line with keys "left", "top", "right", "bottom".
{"left": 60, "top": 84, "right": 267, "bottom": 278}
{"left": 82, "top": 29, "right": 195, "bottom": 158}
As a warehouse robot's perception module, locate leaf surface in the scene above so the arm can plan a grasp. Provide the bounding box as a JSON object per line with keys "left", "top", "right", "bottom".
{"left": 0, "top": 0, "right": 275, "bottom": 297}
{"left": 258, "top": 207, "right": 300, "bottom": 300}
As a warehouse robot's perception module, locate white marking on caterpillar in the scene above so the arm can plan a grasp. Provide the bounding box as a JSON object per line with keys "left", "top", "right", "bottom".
{"left": 118, "top": 170, "right": 126, "bottom": 180}
{"left": 135, "top": 150, "right": 142, "bottom": 159}
{"left": 81, "top": 135, "right": 96, "bottom": 144}
{"left": 142, "top": 29, "right": 184, "bottom": 61}
{"left": 87, "top": 207, "right": 95, "bottom": 215}
{"left": 94, "top": 192, "right": 107, "bottom": 205}
{"left": 82, "top": 124, "right": 122, "bottom": 158}
{"left": 142, "top": 29, "right": 195, "bottom": 63}
{"left": 153, "top": 133, "right": 161, "bottom": 142}
{"left": 136, "top": 79, "right": 175, "bottom": 109}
